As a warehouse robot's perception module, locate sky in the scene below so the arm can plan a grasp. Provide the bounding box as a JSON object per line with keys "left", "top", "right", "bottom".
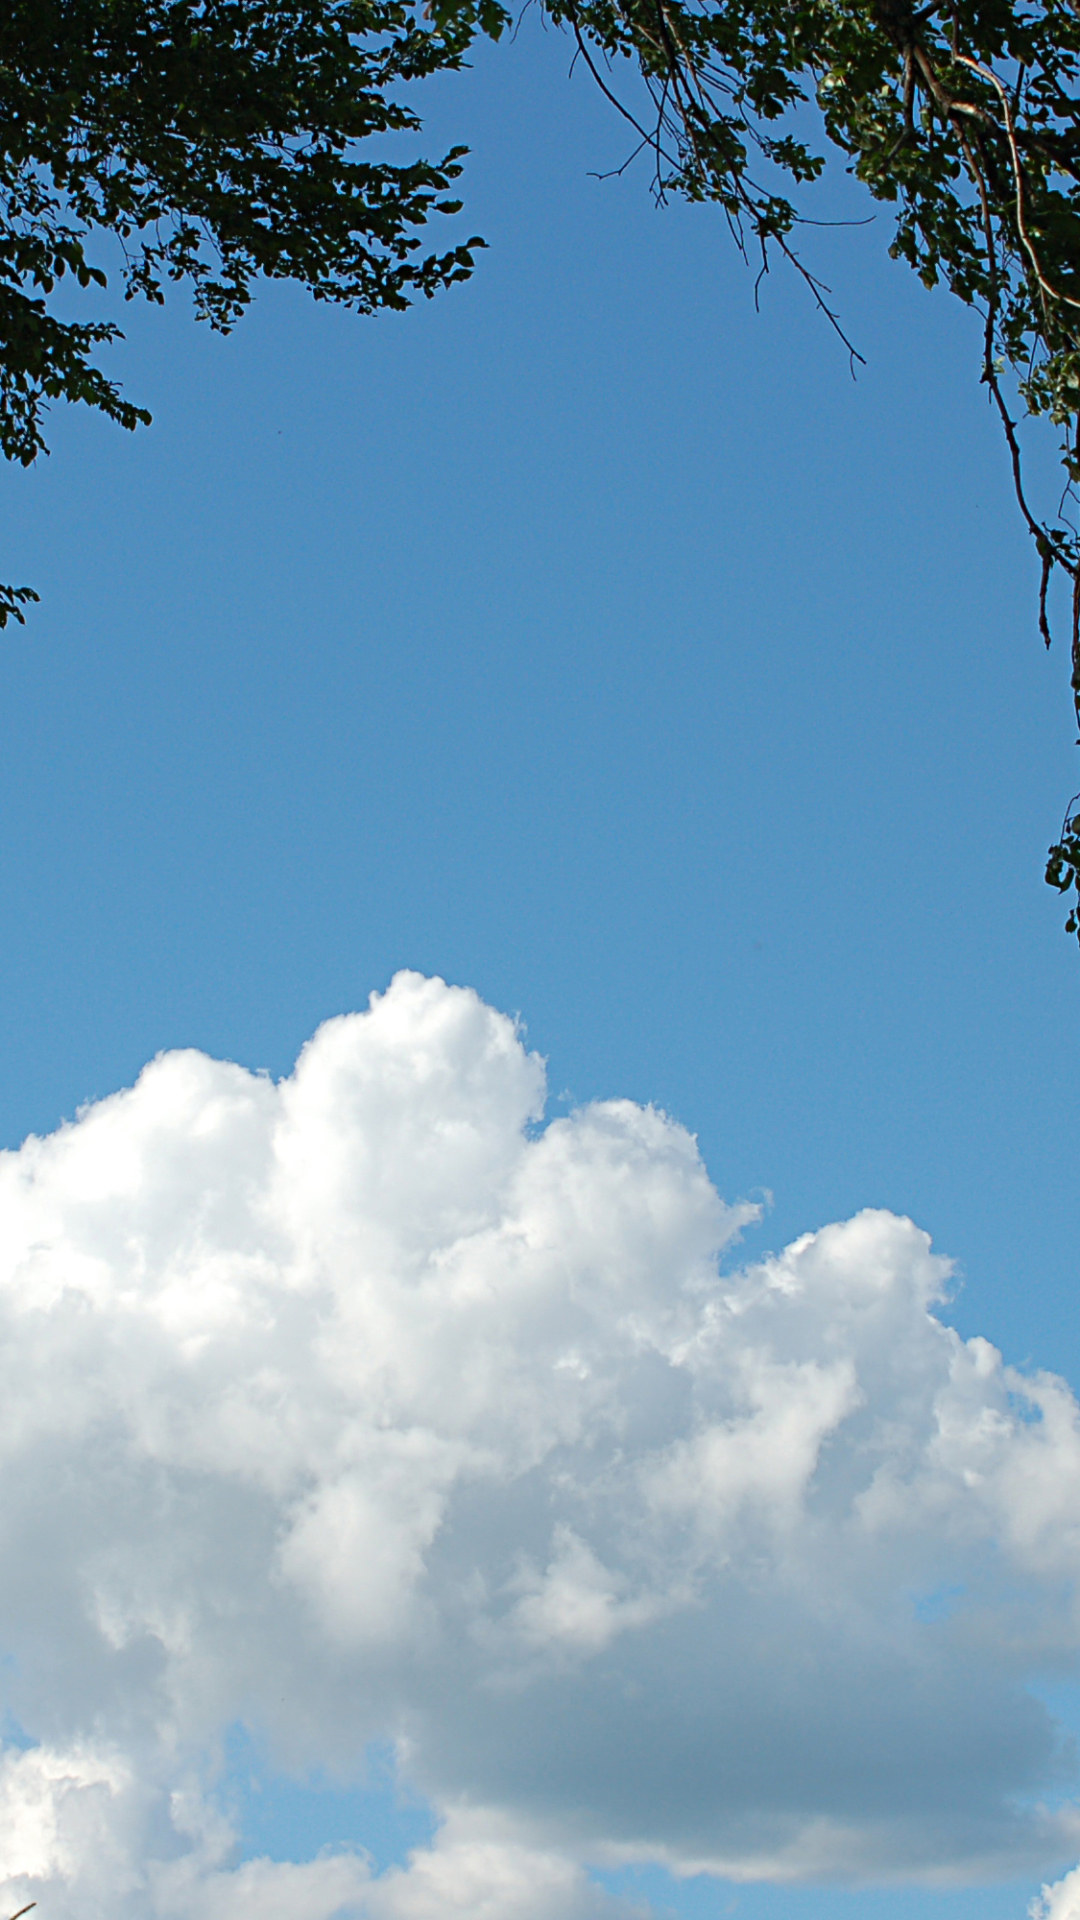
{"left": 0, "top": 14, "right": 1079, "bottom": 1920}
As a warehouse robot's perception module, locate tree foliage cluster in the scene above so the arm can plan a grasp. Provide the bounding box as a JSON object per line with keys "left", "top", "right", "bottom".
{"left": 6, "top": 0, "right": 1080, "bottom": 929}
{"left": 0, "top": 0, "right": 494, "bottom": 625}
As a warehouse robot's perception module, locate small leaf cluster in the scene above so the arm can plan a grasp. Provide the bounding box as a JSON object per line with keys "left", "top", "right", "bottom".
{"left": 1047, "top": 798, "right": 1080, "bottom": 935}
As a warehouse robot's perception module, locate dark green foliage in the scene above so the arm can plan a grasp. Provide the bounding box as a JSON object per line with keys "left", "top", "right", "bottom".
{"left": 1047, "top": 797, "right": 1080, "bottom": 931}
{"left": 0, "top": 582, "right": 39, "bottom": 626}
{"left": 0, "top": 0, "right": 503, "bottom": 621}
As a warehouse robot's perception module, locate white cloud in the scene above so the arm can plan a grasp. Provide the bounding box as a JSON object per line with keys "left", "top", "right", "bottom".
{"left": 1034, "top": 1863, "right": 1080, "bottom": 1920}
{"left": 0, "top": 971, "right": 1077, "bottom": 1917}
{"left": 361, "top": 1809, "right": 633, "bottom": 1920}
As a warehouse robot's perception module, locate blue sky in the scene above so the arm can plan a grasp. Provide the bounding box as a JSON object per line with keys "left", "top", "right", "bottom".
{"left": 0, "top": 15, "right": 1078, "bottom": 1920}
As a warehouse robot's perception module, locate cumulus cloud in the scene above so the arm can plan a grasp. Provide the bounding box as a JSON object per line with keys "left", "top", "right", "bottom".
{"left": 0, "top": 971, "right": 1078, "bottom": 1918}
{"left": 1034, "top": 1864, "right": 1080, "bottom": 1920}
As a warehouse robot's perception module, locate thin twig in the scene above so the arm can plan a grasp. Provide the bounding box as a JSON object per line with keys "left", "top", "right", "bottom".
{"left": 956, "top": 51, "right": 1080, "bottom": 315}
{"left": 960, "top": 123, "right": 1072, "bottom": 645}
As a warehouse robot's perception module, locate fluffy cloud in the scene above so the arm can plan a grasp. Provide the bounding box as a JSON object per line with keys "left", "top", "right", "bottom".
{"left": 1034, "top": 1864, "right": 1080, "bottom": 1920}
{"left": 0, "top": 970, "right": 1078, "bottom": 1919}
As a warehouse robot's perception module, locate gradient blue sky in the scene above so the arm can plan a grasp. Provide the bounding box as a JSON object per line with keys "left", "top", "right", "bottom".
{"left": 0, "top": 17, "right": 1077, "bottom": 1918}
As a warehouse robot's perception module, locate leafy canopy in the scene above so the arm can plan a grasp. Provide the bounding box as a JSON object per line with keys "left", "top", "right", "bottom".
{"left": 0, "top": 0, "right": 498, "bottom": 625}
